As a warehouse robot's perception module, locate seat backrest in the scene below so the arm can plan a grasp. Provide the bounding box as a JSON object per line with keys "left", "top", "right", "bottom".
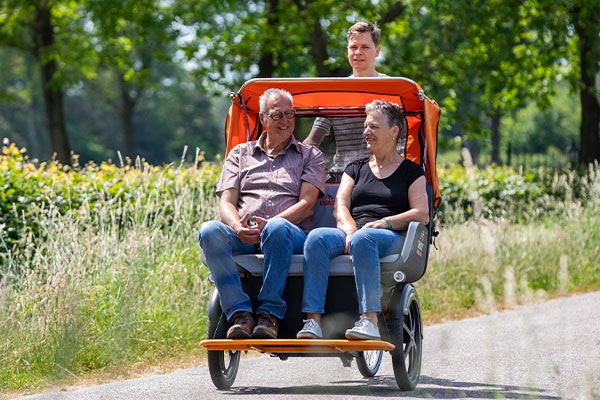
{"left": 313, "top": 184, "right": 338, "bottom": 228}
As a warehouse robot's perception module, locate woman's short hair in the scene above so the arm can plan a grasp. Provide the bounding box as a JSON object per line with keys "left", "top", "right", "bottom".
{"left": 365, "top": 100, "right": 406, "bottom": 141}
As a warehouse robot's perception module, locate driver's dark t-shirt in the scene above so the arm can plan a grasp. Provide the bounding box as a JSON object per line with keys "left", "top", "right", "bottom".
{"left": 345, "top": 158, "right": 424, "bottom": 229}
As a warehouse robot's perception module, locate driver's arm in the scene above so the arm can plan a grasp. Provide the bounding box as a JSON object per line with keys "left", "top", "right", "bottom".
{"left": 303, "top": 126, "right": 328, "bottom": 147}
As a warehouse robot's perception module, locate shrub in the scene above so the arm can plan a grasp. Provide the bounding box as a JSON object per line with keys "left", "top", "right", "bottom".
{"left": 0, "top": 140, "right": 221, "bottom": 390}
{"left": 436, "top": 162, "right": 600, "bottom": 225}
{"left": 1, "top": 140, "right": 221, "bottom": 273}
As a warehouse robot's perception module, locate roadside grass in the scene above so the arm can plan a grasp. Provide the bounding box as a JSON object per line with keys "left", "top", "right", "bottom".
{"left": 1, "top": 153, "right": 599, "bottom": 396}
{"left": 421, "top": 208, "right": 600, "bottom": 323}
{"left": 422, "top": 162, "right": 600, "bottom": 322}
{"left": 0, "top": 157, "right": 220, "bottom": 393}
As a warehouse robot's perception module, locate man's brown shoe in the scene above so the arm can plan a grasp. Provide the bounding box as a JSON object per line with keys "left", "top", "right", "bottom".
{"left": 252, "top": 311, "right": 278, "bottom": 339}
{"left": 226, "top": 311, "right": 255, "bottom": 339}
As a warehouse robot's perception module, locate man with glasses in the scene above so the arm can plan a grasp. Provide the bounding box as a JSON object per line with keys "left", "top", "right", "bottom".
{"left": 199, "top": 88, "right": 325, "bottom": 339}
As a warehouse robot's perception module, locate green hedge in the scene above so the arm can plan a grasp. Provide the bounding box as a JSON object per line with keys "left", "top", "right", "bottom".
{"left": 437, "top": 163, "right": 599, "bottom": 225}
{"left": 2, "top": 140, "right": 599, "bottom": 266}
{"left": 0, "top": 141, "right": 221, "bottom": 272}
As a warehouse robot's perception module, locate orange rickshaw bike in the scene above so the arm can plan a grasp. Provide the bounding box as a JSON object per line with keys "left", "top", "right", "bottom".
{"left": 200, "top": 77, "right": 441, "bottom": 391}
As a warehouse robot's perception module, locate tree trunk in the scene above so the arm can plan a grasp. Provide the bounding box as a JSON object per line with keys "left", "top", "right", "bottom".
{"left": 26, "top": 100, "right": 41, "bottom": 159}
{"left": 309, "top": 19, "right": 333, "bottom": 77}
{"left": 257, "top": 0, "right": 278, "bottom": 78}
{"left": 33, "top": 3, "right": 71, "bottom": 165}
{"left": 573, "top": 3, "right": 600, "bottom": 165}
{"left": 119, "top": 77, "right": 137, "bottom": 159}
{"left": 463, "top": 139, "right": 480, "bottom": 166}
{"left": 490, "top": 111, "right": 502, "bottom": 165}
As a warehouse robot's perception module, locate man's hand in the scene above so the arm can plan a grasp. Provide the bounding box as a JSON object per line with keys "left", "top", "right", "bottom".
{"left": 250, "top": 216, "right": 268, "bottom": 231}
{"left": 234, "top": 213, "right": 261, "bottom": 244}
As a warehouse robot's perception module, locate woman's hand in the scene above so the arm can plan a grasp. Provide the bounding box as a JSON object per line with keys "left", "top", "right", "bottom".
{"left": 363, "top": 219, "right": 389, "bottom": 229}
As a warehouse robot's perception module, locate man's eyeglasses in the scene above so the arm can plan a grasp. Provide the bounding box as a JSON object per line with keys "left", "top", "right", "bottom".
{"left": 264, "top": 109, "right": 295, "bottom": 121}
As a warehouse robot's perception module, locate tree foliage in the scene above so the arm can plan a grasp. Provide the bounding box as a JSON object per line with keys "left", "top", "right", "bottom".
{"left": 382, "top": 0, "right": 573, "bottom": 164}
{"left": 175, "top": 1, "right": 408, "bottom": 93}
{"left": 85, "top": 0, "right": 182, "bottom": 158}
{"left": 0, "top": 0, "right": 86, "bottom": 164}
{"left": 0, "top": 0, "right": 598, "bottom": 166}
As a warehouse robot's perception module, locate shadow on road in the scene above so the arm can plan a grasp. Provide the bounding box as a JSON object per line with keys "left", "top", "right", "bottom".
{"left": 413, "top": 375, "right": 560, "bottom": 399}
{"left": 223, "top": 375, "right": 560, "bottom": 399}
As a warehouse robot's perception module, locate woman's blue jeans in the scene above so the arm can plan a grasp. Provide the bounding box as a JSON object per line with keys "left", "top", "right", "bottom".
{"left": 199, "top": 217, "right": 307, "bottom": 321}
{"left": 302, "top": 227, "right": 405, "bottom": 315}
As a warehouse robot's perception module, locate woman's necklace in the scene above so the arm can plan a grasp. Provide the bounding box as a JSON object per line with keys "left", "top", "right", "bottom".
{"left": 373, "top": 155, "right": 399, "bottom": 169}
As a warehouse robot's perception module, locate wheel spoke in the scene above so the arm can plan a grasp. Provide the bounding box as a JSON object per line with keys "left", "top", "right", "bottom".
{"left": 403, "top": 308, "right": 417, "bottom": 359}
{"left": 390, "top": 292, "right": 422, "bottom": 390}
{"left": 356, "top": 349, "right": 383, "bottom": 377}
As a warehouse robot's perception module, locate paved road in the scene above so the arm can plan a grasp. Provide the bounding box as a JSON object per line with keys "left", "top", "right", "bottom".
{"left": 15, "top": 291, "right": 600, "bottom": 400}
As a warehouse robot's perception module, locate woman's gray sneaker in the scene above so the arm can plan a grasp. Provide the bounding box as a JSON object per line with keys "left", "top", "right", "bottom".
{"left": 296, "top": 318, "right": 323, "bottom": 339}
{"left": 345, "top": 315, "right": 380, "bottom": 340}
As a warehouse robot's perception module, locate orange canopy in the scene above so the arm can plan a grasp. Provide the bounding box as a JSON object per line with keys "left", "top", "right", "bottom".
{"left": 224, "top": 77, "right": 441, "bottom": 209}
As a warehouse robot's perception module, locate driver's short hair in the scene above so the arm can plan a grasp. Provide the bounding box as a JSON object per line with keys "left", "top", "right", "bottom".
{"left": 347, "top": 21, "right": 381, "bottom": 46}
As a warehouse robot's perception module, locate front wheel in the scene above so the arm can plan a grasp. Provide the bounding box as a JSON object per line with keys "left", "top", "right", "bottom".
{"left": 206, "top": 293, "right": 240, "bottom": 390}
{"left": 356, "top": 350, "right": 383, "bottom": 377}
{"left": 207, "top": 347, "right": 240, "bottom": 390}
{"left": 389, "top": 296, "right": 422, "bottom": 390}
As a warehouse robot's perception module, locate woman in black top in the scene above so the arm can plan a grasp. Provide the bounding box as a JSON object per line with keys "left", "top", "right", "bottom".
{"left": 297, "top": 100, "right": 429, "bottom": 340}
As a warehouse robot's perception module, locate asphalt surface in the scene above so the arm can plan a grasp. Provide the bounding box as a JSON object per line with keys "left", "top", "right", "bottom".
{"left": 14, "top": 291, "right": 600, "bottom": 400}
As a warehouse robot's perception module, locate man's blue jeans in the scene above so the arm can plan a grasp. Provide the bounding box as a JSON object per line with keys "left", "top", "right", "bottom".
{"left": 302, "top": 227, "right": 405, "bottom": 315}
{"left": 199, "top": 217, "right": 307, "bottom": 321}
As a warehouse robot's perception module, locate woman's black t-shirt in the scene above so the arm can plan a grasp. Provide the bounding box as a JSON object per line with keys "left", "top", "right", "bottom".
{"left": 344, "top": 158, "right": 424, "bottom": 228}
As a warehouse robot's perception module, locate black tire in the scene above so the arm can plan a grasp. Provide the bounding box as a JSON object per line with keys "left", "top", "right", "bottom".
{"left": 207, "top": 347, "right": 240, "bottom": 390}
{"left": 207, "top": 301, "right": 240, "bottom": 390}
{"left": 355, "top": 350, "right": 383, "bottom": 377}
{"left": 389, "top": 296, "right": 422, "bottom": 390}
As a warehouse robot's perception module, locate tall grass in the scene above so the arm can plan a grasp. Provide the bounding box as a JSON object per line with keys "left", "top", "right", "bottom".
{"left": 422, "top": 162, "right": 600, "bottom": 322}
{"left": 0, "top": 148, "right": 221, "bottom": 391}
{"left": 1, "top": 142, "right": 599, "bottom": 394}
{"left": 421, "top": 208, "right": 600, "bottom": 323}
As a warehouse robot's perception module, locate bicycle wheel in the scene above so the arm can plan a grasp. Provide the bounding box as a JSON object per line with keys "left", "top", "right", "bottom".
{"left": 355, "top": 349, "right": 383, "bottom": 377}
{"left": 389, "top": 295, "right": 422, "bottom": 390}
{"left": 206, "top": 295, "right": 240, "bottom": 390}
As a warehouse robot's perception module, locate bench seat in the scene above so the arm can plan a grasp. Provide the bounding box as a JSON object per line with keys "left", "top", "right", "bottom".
{"left": 232, "top": 221, "right": 428, "bottom": 285}
{"left": 206, "top": 184, "right": 430, "bottom": 285}
{"left": 233, "top": 253, "right": 403, "bottom": 277}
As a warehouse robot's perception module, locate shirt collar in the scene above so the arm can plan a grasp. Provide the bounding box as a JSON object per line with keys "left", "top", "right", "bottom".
{"left": 253, "top": 134, "right": 300, "bottom": 155}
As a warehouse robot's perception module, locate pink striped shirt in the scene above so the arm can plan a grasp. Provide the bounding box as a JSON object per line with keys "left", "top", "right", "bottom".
{"left": 217, "top": 136, "right": 325, "bottom": 232}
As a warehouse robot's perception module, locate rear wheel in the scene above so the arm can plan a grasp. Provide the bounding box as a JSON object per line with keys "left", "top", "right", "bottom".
{"left": 207, "top": 306, "right": 240, "bottom": 390}
{"left": 390, "top": 296, "right": 422, "bottom": 390}
{"left": 356, "top": 350, "right": 383, "bottom": 377}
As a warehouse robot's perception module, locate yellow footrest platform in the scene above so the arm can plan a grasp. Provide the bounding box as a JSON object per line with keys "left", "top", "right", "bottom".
{"left": 200, "top": 339, "right": 395, "bottom": 353}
